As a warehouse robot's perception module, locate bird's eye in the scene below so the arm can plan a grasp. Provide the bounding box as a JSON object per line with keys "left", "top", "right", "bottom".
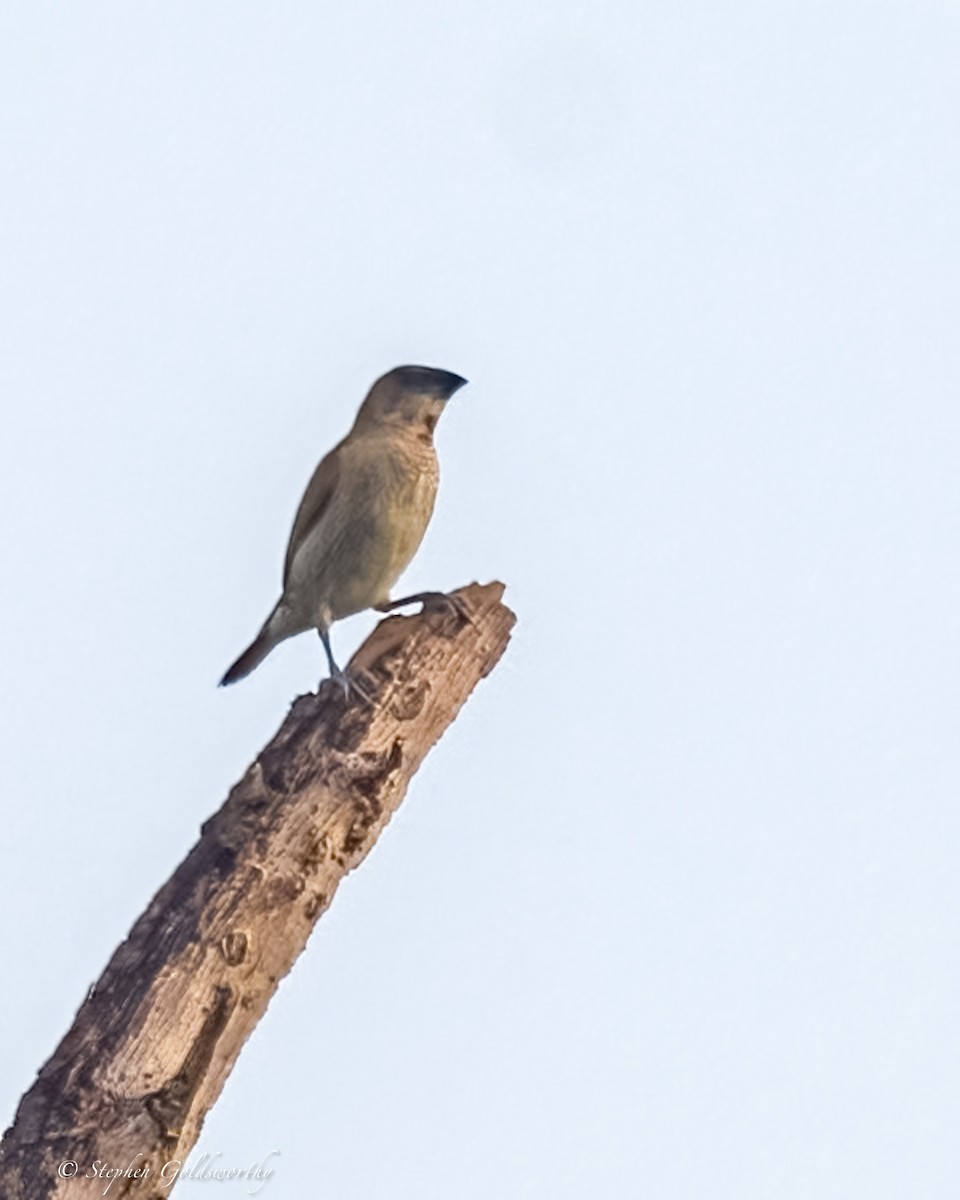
{"left": 423, "top": 412, "right": 438, "bottom": 435}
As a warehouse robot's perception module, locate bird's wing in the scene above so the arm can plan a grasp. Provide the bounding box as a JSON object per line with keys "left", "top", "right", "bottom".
{"left": 283, "top": 439, "right": 343, "bottom": 588}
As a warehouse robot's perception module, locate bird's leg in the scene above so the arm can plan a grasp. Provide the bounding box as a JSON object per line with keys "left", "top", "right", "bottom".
{"left": 374, "top": 591, "right": 473, "bottom": 624}
{"left": 318, "top": 629, "right": 374, "bottom": 705}
{"left": 318, "top": 628, "right": 348, "bottom": 694}
{"left": 318, "top": 629, "right": 354, "bottom": 696}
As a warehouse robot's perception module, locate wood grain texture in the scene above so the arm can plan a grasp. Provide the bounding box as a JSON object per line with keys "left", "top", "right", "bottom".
{"left": 0, "top": 581, "right": 515, "bottom": 1199}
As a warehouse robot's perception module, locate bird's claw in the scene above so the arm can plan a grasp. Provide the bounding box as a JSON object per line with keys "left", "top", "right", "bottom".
{"left": 323, "top": 666, "right": 375, "bottom": 707}
{"left": 427, "top": 591, "right": 474, "bottom": 627}
{"left": 378, "top": 590, "right": 473, "bottom": 627}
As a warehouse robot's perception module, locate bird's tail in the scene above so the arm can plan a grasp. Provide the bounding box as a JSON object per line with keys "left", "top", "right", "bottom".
{"left": 220, "top": 602, "right": 304, "bottom": 686}
{"left": 219, "top": 628, "right": 276, "bottom": 686}
{"left": 220, "top": 601, "right": 287, "bottom": 685}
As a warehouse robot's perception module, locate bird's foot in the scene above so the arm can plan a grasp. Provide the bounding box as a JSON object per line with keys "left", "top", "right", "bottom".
{"left": 322, "top": 665, "right": 375, "bottom": 707}
{"left": 375, "top": 590, "right": 474, "bottom": 627}
{"left": 425, "top": 591, "right": 473, "bottom": 624}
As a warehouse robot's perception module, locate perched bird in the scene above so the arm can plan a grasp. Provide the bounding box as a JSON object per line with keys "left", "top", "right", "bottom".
{"left": 220, "top": 364, "right": 468, "bottom": 691}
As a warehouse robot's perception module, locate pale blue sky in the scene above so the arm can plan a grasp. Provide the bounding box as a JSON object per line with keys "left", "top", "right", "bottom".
{"left": 2, "top": 3, "right": 960, "bottom": 1196}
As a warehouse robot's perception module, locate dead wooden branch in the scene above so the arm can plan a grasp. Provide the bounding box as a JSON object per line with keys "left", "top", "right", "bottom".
{"left": 0, "top": 581, "right": 515, "bottom": 1199}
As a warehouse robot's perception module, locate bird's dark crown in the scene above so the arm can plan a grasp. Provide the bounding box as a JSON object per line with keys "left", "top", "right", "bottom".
{"left": 387, "top": 365, "right": 468, "bottom": 399}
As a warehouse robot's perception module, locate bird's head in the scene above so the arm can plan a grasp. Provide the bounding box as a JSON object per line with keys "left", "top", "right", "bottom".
{"left": 352, "top": 365, "right": 468, "bottom": 437}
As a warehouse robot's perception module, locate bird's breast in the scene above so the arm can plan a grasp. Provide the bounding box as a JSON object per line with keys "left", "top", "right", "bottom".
{"left": 286, "top": 434, "right": 438, "bottom": 621}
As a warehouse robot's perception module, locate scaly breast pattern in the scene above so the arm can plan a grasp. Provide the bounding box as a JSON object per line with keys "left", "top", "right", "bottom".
{"left": 287, "top": 432, "right": 439, "bottom": 624}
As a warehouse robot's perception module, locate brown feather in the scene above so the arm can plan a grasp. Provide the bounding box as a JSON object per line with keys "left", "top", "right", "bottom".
{"left": 282, "top": 440, "right": 342, "bottom": 588}
{"left": 219, "top": 629, "right": 275, "bottom": 686}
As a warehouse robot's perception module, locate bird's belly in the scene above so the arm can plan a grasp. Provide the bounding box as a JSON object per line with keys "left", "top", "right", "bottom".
{"left": 326, "top": 511, "right": 420, "bottom": 618}
{"left": 287, "top": 460, "right": 435, "bottom": 623}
